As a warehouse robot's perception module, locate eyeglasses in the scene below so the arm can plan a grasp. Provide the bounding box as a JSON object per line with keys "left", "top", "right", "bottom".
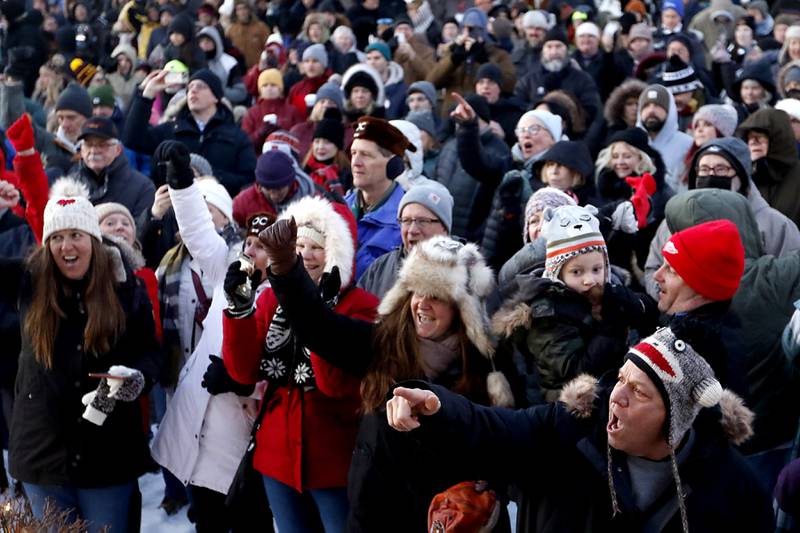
{"left": 398, "top": 217, "right": 441, "bottom": 228}
{"left": 697, "top": 165, "right": 735, "bottom": 176}
{"left": 515, "top": 125, "right": 544, "bottom": 136}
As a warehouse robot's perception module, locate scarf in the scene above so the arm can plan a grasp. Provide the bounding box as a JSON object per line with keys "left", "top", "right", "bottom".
{"left": 410, "top": 1, "right": 435, "bottom": 35}
{"left": 419, "top": 334, "right": 461, "bottom": 380}
{"left": 306, "top": 156, "right": 346, "bottom": 197}
{"left": 156, "top": 222, "right": 241, "bottom": 387}
{"left": 260, "top": 270, "right": 342, "bottom": 388}
{"left": 55, "top": 127, "right": 79, "bottom": 154}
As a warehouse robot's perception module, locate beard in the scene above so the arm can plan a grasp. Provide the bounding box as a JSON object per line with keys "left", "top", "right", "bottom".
{"left": 643, "top": 116, "right": 665, "bottom": 133}
{"left": 542, "top": 57, "right": 568, "bottom": 72}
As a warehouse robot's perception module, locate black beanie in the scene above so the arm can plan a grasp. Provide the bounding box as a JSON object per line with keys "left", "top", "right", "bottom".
{"left": 465, "top": 93, "right": 491, "bottom": 122}
{"left": 189, "top": 69, "right": 224, "bottom": 101}
{"left": 543, "top": 26, "right": 569, "bottom": 46}
{"left": 476, "top": 63, "right": 503, "bottom": 86}
{"left": 168, "top": 13, "right": 194, "bottom": 41}
{"left": 313, "top": 108, "right": 344, "bottom": 149}
{"left": 56, "top": 82, "right": 93, "bottom": 118}
{"left": 345, "top": 70, "right": 379, "bottom": 100}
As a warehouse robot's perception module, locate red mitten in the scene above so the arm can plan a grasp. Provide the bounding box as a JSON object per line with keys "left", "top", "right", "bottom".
{"left": 625, "top": 173, "right": 656, "bottom": 229}
{"left": 7, "top": 114, "right": 35, "bottom": 153}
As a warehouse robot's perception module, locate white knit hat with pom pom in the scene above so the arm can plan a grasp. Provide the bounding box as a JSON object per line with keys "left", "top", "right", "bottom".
{"left": 43, "top": 177, "right": 102, "bottom": 242}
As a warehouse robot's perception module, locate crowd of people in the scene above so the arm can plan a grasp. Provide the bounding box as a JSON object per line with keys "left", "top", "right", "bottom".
{"left": 2, "top": 0, "right": 800, "bottom": 530}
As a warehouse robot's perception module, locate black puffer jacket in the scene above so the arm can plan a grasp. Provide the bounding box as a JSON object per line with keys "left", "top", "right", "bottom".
{"left": 1, "top": 245, "right": 161, "bottom": 488}
{"left": 123, "top": 93, "right": 257, "bottom": 196}
{"left": 435, "top": 120, "right": 511, "bottom": 242}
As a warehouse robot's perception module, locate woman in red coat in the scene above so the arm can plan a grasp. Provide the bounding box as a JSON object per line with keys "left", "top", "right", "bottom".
{"left": 222, "top": 196, "right": 378, "bottom": 532}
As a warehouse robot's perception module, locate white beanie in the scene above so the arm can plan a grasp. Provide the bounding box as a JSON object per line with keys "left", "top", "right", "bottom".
{"left": 43, "top": 177, "right": 102, "bottom": 243}
{"left": 196, "top": 178, "right": 233, "bottom": 223}
{"left": 519, "top": 110, "right": 562, "bottom": 142}
{"left": 575, "top": 22, "right": 600, "bottom": 38}
{"left": 776, "top": 98, "right": 800, "bottom": 122}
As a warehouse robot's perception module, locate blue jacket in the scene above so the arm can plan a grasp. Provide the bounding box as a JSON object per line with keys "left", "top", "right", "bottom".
{"left": 346, "top": 184, "right": 404, "bottom": 280}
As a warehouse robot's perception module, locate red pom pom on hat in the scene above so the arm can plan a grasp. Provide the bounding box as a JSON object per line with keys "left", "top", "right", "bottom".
{"left": 662, "top": 219, "right": 745, "bottom": 301}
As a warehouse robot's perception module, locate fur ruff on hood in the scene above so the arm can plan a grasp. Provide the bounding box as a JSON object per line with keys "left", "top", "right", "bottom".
{"left": 604, "top": 79, "right": 646, "bottom": 126}
{"left": 341, "top": 63, "right": 386, "bottom": 110}
{"left": 379, "top": 236, "right": 496, "bottom": 358}
{"left": 279, "top": 196, "right": 357, "bottom": 288}
{"left": 105, "top": 234, "right": 145, "bottom": 272}
{"left": 558, "top": 374, "right": 755, "bottom": 444}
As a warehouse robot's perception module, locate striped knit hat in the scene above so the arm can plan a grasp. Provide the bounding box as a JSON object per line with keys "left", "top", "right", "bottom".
{"left": 540, "top": 205, "right": 608, "bottom": 282}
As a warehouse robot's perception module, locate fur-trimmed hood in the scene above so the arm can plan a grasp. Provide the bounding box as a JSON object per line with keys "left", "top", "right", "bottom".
{"left": 379, "top": 236, "right": 496, "bottom": 358}
{"left": 341, "top": 62, "right": 386, "bottom": 109}
{"left": 279, "top": 196, "right": 357, "bottom": 288}
{"left": 604, "top": 79, "right": 646, "bottom": 126}
{"left": 557, "top": 374, "right": 754, "bottom": 445}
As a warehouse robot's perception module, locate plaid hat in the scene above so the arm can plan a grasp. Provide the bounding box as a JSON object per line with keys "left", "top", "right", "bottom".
{"left": 257, "top": 68, "right": 283, "bottom": 93}
{"left": 365, "top": 41, "right": 391, "bottom": 61}
{"left": 256, "top": 150, "right": 295, "bottom": 188}
{"left": 638, "top": 84, "right": 672, "bottom": 114}
{"left": 626, "top": 327, "right": 723, "bottom": 447}
{"left": 660, "top": 56, "right": 703, "bottom": 95}
{"left": 89, "top": 84, "right": 115, "bottom": 108}
{"left": 398, "top": 181, "right": 454, "bottom": 233}
{"left": 662, "top": 219, "right": 744, "bottom": 301}
{"left": 43, "top": 177, "right": 102, "bottom": 242}
{"left": 189, "top": 69, "right": 223, "bottom": 101}
{"left": 692, "top": 104, "right": 738, "bottom": 137}
{"left": 541, "top": 204, "right": 609, "bottom": 282}
{"left": 56, "top": 83, "right": 93, "bottom": 118}
{"left": 523, "top": 186, "right": 576, "bottom": 243}
{"left": 245, "top": 212, "right": 275, "bottom": 237}
{"left": 78, "top": 116, "right": 118, "bottom": 141}
{"left": 353, "top": 116, "right": 416, "bottom": 157}
{"left": 196, "top": 177, "right": 233, "bottom": 222}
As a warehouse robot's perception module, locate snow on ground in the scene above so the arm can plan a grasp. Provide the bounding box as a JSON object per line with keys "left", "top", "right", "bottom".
{"left": 140, "top": 472, "right": 192, "bottom": 532}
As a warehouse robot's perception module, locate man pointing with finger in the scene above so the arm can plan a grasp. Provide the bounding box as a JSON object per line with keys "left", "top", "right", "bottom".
{"left": 385, "top": 328, "right": 774, "bottom": 532}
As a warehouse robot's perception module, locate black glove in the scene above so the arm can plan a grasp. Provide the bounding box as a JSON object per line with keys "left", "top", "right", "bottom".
{"left": 224, "top": 260, "right": 262, "bottom": 317}
{"left": 154, "top": 140, "right": 193, "bottom": 190}
{"left": 449, "top": 43, "right": 467, "bottom": 65}
{"left": 319, "top": 266, "right": 341, "bottom": 300}
{"left": 202, "top": 355, "right": 254, "bottom": 396}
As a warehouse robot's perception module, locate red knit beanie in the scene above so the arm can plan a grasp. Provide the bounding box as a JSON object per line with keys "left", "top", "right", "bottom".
{"left": 662, "top": 220, "right": 745, "bottom": 301}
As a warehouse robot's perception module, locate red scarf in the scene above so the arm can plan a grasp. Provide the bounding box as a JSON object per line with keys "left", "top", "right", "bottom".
{"left": 305, "top": 156, "right": 345, "bottom": 197}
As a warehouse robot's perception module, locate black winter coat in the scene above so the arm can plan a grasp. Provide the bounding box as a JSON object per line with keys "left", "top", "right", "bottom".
{"left": 399, "top": 378, "right": 775, "bottom": 533}
{"left": 71, "top": 154, "right": 155, "bottom": 219}
{"left": 268, "top": 260, "right": 519, "bottom": 533}
{"left": 122, "top": 94, "right": 257, "bottom": 196}
{"left": 435, "top": 121, "right": 512, "bottom": 242}
{"left": 1, "top": 250, "right": 161, "bottom": 488}
{"left": 515, "top": 63, "right": 601, "bottom": 123}
{"left": 488, "top": 96, "right": 525, "bottom": 147}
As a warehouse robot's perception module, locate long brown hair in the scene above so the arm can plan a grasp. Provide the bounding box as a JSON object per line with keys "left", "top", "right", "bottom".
{"left": 24, "top": 239, "right": 126, "bottom": 369}
{"left": 360, "top": 293, "right": 480, "bottom": 412}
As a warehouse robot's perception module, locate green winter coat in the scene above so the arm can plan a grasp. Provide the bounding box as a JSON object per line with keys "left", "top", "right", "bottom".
{"left": 664, "top": 188, "right": 800, "bottom": 452}
{"left": 737, "top": 108, "right": 800, "bottom": 227}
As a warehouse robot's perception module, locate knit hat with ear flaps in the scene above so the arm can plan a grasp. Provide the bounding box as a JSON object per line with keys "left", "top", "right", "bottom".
{"left": 279, "top": 196, "right": 357, "bottom": 287}
{"left": 378, "top": 235, "right": 513, "bottom": 407}
{"left": 540, "top": 204, "right": 609, "bottom": 282}
{"left": 626, "top": 327, "right": 724, "bottom": 447}
{"left": 44, "top": 177, "right": 102, "bottom": 243}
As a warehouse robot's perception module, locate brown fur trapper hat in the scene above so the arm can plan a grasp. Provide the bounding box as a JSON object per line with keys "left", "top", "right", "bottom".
{"left": 378, "top": 235, "right": 513, "bottom": 406}
{"left": 353, "top": 116, "right": 416, "bottom": 157}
